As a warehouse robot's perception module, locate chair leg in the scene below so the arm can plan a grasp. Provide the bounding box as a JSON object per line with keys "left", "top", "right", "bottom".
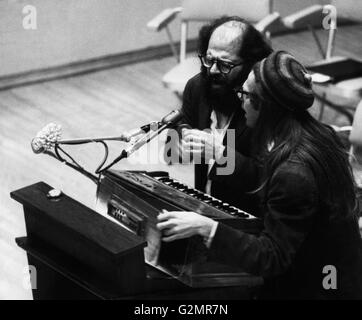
{"left": 174, "top": 92, "right": 183, "bottom": 101}
{"left": 166, "top": 26, "right": 179, "bottom": 63}
{"left": 309, "top": 25, "right": 326, "bottom": 59}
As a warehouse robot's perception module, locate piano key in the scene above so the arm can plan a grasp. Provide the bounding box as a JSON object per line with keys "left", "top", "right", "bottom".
{"left": 152, "top": 173, "right": 254, "bottom": 219}
{"left": 236, "top": 213, "right": 248, "bottom": 218}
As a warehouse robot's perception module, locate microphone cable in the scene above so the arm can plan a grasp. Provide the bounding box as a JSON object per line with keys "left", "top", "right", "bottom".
{"left": 52, "top": 141, "right": 108, "bottom": 184}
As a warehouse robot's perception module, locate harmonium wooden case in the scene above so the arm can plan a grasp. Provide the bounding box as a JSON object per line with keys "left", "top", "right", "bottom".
{"left": 96, "top": 170, "right": 264, "bottom": 288}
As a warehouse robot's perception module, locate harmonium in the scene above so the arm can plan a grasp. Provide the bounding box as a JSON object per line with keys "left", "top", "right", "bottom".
{"left": 96, "top": 170, "right": 264, "bottom": 288}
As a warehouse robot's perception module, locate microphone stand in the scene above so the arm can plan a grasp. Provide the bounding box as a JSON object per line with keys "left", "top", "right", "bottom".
{"left": 97, "top": 109, "right": 183, "bottom": 173}
{"left": 33, "top": 110, "right": 183, "bottom": 182}
{"left": 35, "top": 125, "right": 160, "bottom": 184}
{"left": 56, "top": 122, "right": 158, "bottom": 145}
{"left": 97, "top": 122, "right": 168, "bottom": 173}
{"left": 44, "top": 147, "right": 100, "bottom": 184}
{"left": 57, "top": 136, "right": 130, "bottom": 145}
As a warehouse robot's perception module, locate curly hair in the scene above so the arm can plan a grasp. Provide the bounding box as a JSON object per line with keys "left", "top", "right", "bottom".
{"left": 198, "top": 16, "right": 273, "bottom": 74}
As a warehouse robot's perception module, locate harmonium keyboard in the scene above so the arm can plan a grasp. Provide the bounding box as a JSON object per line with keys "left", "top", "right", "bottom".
{"left": 96, "top": 170, "right": 263, "bottom": 288}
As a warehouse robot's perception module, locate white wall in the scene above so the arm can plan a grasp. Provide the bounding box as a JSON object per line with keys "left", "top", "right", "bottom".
{"left": 0, "top": 0, "right": 332, "bottom": 78}
{"left": 272, "top": 0, "right": 330, "bottom": 16}
{"left": 0, "top": 0, "right": 189, "bottom": 77}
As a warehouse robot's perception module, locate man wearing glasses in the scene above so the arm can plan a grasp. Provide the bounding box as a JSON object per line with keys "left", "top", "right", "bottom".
{"left": 173, "top": 16, "right": 272, "bottom": 211}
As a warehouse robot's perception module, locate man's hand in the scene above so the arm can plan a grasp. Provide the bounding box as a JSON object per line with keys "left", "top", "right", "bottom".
{"left": 156, "top": 210, "right": 217, "bottom": 242}
{"left": 181, "top": 129, "right": 225, "bottom": 163}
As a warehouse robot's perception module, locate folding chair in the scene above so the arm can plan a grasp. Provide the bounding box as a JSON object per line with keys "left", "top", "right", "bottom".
{"left": 283, "top": 1, "right": 362, "bottom": 123}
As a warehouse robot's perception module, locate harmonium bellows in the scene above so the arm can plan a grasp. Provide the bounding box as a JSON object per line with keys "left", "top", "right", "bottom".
{"left": 96, "top": 170, "right": 263, "bottom": 288}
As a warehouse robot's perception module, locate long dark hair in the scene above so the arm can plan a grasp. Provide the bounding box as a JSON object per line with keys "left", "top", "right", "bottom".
{"left": 252, "top": 87, "right": 357, "bottom": 219}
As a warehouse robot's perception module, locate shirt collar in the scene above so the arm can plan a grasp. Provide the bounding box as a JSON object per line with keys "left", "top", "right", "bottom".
{"left": 210, "top": 109, "right": 235, "bottom": 131}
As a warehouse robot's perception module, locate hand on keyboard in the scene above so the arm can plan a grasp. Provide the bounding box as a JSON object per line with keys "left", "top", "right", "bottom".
{"left": 156, "top": 209, "right": 218, "bottom": 243}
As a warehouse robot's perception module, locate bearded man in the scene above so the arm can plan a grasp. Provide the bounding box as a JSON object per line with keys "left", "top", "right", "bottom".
{"left": 170, "top": 16, "right": 272, "bottom": 211}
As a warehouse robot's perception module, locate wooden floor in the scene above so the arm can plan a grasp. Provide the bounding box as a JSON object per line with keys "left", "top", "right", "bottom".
{"left": 1, "top": 25, "right": 361, "bottom": 300}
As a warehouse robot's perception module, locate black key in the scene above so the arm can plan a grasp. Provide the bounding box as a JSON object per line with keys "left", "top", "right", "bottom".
{"left": 199, "top": 195, "right": 210, "bottom": 201}
{"left": 236, "top": 212, "right": 248, "bottom": 218}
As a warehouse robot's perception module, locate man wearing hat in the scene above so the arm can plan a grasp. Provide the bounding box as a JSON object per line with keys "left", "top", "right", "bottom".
{"left": 158, "top": 51, "right": 362, "bottom": 299}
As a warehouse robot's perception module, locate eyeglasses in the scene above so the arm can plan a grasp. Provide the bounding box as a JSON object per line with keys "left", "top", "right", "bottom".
{"left": 198, "top": 54, "right": 244, "bottom": 74}
{"left": 236, "top": 89, "right": 258, "bottom": 102}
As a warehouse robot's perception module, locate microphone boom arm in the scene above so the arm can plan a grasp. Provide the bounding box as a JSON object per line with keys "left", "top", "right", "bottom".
{"left": 98, "top": 123, "right": 169, "bottom": 173}
{"left": 97, "top": 109, "right": 183, "bottom": 173}
{"left": 58, "top": 136, "right": 130, "bottom": 145}
{"left": 31, "top": 110, "right": 183, "bottom": 182}
{"left": 44, "top": 147, "right": 99, "bottom": 184}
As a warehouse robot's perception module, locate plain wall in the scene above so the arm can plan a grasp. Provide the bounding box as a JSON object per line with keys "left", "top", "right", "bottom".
{"left": 0, "top": 0, "right": 333, "bottom": 78}
{"left": 272, "top": 0, "right": 330, "bottom": 16}
{"left": 0, "top": 0, "right": 188, "bottom": 77}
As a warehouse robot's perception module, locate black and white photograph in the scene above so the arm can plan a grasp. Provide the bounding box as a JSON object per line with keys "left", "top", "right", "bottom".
{"left": 1, "top": 0, "right": 362, "bottom": 303}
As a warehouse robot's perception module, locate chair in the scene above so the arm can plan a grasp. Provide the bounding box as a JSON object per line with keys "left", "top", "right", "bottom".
{"left": 282, "top": 1, "right": 362, "bottom": 123}
{"left": 147, "top": 0, "right": 282, "bottom": 98}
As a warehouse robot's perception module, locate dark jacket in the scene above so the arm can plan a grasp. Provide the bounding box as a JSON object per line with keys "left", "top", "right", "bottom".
{"left": 176, "top": 73, "right": 259, "bottom": 212}
{"left": 208, "top": 159, "right": 362, "bottom": 299}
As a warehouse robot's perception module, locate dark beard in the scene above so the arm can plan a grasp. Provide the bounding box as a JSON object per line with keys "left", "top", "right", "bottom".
{"left": 212, "top": 101, "right": 237, "bottom": 116}
{"left": 205, "top": 76, "right": 239, "bottom": 116}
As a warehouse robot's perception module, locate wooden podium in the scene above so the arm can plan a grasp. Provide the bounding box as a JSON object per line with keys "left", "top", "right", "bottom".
{"left": 11, "top": 182, "right": 260, "bottom": 300}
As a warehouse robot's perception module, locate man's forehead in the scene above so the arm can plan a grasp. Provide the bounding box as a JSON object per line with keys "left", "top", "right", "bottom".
{"left": 209, "top": 21, "right": 246, "bottom": 49}
{"left": 208, "top": 21, "right": 246, "bottom": 59}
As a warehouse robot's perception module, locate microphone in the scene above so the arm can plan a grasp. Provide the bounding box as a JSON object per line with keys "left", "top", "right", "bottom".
{"left": 30, "top": 121, "right": 159, "bottom": 154}
{"left": 124, "top": 109, "right": 183, "bottom": 156}
{"left": 99, "top": 109, "right": 183, "bottom": 172}
{"left": 160, "top": 109, "right": 183, "bottom": 125}
{"left": 30, "top": 110, "right": 184, "bottom": 174}
{"left": 30, "top": 123, "right": 100, "bottom": 184}
{"left": 31, "top": 123, "right": 62, "bottom": 154}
